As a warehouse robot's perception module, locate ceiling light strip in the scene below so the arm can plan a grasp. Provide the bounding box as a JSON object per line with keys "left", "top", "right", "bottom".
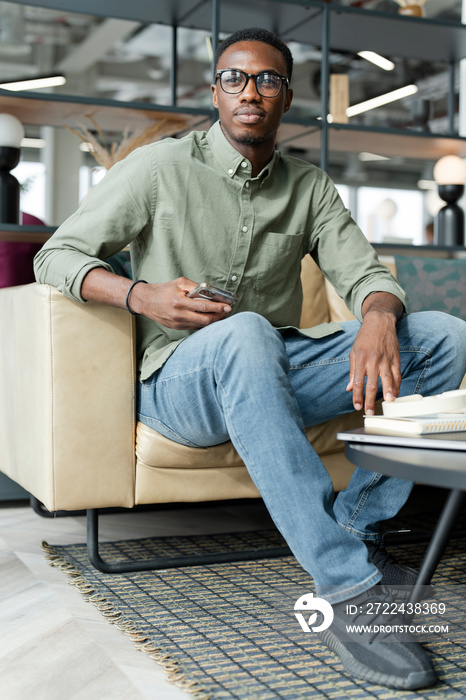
{"left": 347, "top": 84, "right": 418, "bottom": 117}
{"left": 21, "top": 138, "right": 46, "bottom": 149}
{"left": 0, "top": 75, "right": 66, "bottom": 91}
{"left": 358, "top": 152, "right": 391, "bottom": 162}
{"left": 357, "top": 51, "right": 395, "bottom": 71}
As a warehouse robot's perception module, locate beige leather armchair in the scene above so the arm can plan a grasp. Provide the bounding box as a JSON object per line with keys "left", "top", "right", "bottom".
{"left": 0, "top": 257, "right": 364, "bottom": 570}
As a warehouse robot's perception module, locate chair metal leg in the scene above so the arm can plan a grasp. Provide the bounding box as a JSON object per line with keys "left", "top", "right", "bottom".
{"left": 86, "top": 508, "right": 291, "bottom": 574}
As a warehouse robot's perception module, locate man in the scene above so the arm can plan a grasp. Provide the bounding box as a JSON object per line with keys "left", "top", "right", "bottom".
{"left": 34, "top": 27, "right": 466, "bottom": 690}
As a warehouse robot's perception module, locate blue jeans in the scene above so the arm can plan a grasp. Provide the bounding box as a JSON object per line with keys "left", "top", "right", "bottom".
{"left": 137, "top": 311, "right": 466, "bottom": 603}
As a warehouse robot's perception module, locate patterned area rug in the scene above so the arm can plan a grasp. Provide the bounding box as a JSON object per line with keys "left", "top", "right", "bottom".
{"left": 43, "top": 527, "right": 466, "bottom": 699}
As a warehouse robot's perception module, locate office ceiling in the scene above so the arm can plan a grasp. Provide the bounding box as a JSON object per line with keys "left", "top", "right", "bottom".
{"left": 0, "top": 0, "right": 464, "bottom": 184}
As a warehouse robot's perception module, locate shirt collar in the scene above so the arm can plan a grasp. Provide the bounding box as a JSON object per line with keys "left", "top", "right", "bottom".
{"left": 207, "top": 120, "right": 280, "bottom": 183}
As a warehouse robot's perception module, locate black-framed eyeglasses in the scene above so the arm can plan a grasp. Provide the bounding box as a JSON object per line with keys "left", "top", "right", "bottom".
{"left": 215, "top": 69, "right": 289, "bottom": 98}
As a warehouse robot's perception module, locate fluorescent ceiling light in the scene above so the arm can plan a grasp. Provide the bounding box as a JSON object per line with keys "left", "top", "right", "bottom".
{"left": 358, "top": 152, "right": 390, "bottom": 162}
{"left": 21, "top": 137, "right": 45, "bottom": 149}
{"left": 347, "top": 84, "right": 418, "bottom": 117}
{"left": 417, "top": 179, "right": 437, "bottom": 190}
{"left": 358, "top": 51, "right": 395, "bottom": 71}
{"left": 0, "top": 75, "right": 66, "bottom": 91}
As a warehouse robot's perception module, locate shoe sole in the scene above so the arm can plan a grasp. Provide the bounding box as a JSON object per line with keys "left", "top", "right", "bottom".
{"left": 319, "top": 628, "right": 438, "bottom": 690}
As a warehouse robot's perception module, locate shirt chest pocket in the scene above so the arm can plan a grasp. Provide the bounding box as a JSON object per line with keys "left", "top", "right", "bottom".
{"left": 253, "top": 231, "right": 306, "bottom": 296}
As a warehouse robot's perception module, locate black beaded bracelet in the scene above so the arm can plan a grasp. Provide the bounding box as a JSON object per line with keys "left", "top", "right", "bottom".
{"left": 125, "top": 280, "right": 148, "bottom": 315}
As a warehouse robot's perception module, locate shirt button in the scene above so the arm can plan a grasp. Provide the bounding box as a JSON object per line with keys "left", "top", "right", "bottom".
{"left": 245, "top": 182, "right": 250, "bottom": 188}
{"left": 242, "top": 226, "right": 248, "bottom": 232}
{"left": 228, "top": 168, "right": 233, "bottom": 175}
{"left": 241, "top": 161, "right": 247, "bottom": 168}
{"left": 231, "top": 275, "right": 238, "bottom": 282}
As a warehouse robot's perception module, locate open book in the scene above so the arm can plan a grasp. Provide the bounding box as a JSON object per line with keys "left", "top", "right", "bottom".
{"left": 364, "top": 413, "right": 466, "bottom": 436}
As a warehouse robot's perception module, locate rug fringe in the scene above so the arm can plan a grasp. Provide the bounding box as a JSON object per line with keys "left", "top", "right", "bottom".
{"left": 41, "top": 541, "right": 213, "bottom": 700}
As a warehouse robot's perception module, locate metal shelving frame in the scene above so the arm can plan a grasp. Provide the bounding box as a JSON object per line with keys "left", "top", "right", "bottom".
{"left": 2, "top": 0, "right": 466, "bottom": 232}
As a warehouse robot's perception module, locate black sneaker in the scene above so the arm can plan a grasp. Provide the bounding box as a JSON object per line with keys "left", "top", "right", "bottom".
{"left": 318, "top": 585, "right": 438, "bottom": 689}
{"left": 365, "top": 539, "right": 434, "bottom": 600}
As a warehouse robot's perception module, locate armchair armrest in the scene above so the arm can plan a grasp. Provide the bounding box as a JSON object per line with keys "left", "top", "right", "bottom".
{"left": 0, "top": 283, "right": 136, "bottom": 511}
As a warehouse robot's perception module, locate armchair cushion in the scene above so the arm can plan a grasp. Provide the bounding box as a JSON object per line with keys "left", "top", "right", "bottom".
{"left": 135, "top": 411, "right": 363, "bottom": 504}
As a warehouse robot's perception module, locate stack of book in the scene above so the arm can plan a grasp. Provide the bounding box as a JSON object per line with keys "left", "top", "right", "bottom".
{"left": 364, "top": 389, "right": 466, "bottom": 436}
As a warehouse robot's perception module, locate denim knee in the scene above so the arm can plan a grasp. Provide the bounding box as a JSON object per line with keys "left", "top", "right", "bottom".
{"left": 437, "top": 313, "right": 466, "bottom": 375}
{"left": 403, "top": 310, "right": 466, "bottom": 378}
{"left": 210, "top": 312, "right": 289, "bottom": 369}
{"left": 411, "top": 309, "right": 465, "bottom": 342}
{"left": 214, "top": 311, "right": 275, "bottom": 340}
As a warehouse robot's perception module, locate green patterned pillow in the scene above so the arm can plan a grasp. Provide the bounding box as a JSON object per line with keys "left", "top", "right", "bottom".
{"left": 394, "top": 255, "right": 466, "bottom": 320}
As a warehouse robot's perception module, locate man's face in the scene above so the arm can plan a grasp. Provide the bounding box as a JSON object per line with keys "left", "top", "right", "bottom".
{"left": 212, "top": 40, "right": 293, "bottom": 149}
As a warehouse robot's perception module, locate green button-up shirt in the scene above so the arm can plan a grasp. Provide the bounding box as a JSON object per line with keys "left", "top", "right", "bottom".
{"left": 34, "top": 120, "right": 407, "bottom": 381}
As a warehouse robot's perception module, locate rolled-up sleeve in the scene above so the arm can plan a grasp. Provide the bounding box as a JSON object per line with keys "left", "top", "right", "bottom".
{"left": 309, "top": 171, "right": 407, "bottom": 321}
{"left": 34, "top": 144, "right": 154, "bottom": 302}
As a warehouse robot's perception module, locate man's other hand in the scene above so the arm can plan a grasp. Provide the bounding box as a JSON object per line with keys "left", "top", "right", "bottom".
{"left": 346, "top": 292, "right": 404, "bottom": 415}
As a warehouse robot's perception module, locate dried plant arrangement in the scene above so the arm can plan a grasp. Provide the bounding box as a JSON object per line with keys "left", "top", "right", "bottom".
{"left": 66, "top": 113, "right": 188, "bottom": 169}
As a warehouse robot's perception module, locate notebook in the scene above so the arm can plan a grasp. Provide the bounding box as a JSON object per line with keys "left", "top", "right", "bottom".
{"left": 363, "top": 413, "right": 466, "bottom": 436}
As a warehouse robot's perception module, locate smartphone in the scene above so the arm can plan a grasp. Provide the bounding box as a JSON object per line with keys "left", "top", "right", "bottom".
{"left": 187, "top": 282, "right": 237, "bottom": 306}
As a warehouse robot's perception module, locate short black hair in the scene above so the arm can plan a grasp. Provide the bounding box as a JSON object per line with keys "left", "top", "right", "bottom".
{"left": 214, "top": 27, "right": 293, "bottom": 81}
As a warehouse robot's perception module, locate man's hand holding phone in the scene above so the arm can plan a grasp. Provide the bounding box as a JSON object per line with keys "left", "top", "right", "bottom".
{"left": 187, "top": 282, "right": 237, "bottom": 306}
{"left": 81, "top": 269, "right": 234, "bottom": 330}
{"left": 129, "top": 277, "right": 234, "bottom": 330}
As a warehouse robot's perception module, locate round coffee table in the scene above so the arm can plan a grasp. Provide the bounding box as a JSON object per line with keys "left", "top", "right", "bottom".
{"left": 337, "top": 429, "right": 466, "bottom": 605}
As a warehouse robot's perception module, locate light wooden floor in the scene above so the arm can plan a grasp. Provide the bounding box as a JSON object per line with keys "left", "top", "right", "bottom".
{"left": 0, "top": 498, "right": 275, "bottom": 700}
